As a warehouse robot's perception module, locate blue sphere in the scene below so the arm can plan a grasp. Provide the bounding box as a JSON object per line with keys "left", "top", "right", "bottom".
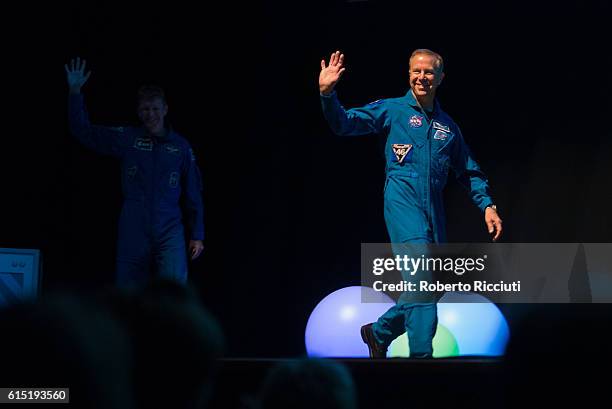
{"left": 305, "top": 286, "right": 395, "bottom": 357}
{"left": 437, "top": 292, "right": 510, "bottom": 356}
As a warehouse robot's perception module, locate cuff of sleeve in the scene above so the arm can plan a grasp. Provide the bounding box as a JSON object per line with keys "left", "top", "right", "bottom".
{"left": 320, "top": 90, "right": 337, "bottom": 98}
{"left": 191, "top": 232, "right": 204, "bottom": 241}
{"left": 480, "top": 201, "right": 494, "bottom": 213}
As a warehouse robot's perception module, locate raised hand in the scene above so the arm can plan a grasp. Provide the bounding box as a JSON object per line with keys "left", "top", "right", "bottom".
{"left": 319, "top": 51, "right": 346, "bottom": 95}
{"left": 65, "top": 57, "right": 91, "bottom": 94}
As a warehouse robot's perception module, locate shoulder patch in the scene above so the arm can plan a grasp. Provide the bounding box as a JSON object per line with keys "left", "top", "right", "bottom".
{"left": 392, "top": 143, "right": 413, "bottom": 163}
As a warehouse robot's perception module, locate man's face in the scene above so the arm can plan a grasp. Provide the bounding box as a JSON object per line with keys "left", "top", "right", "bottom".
{"left": 138, "top": 97, "right": 168, "bottom": 135}
{"left": 409, "top": 54, "right": 444, "bottom": 99}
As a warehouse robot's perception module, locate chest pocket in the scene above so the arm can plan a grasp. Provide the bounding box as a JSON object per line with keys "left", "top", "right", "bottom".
{"left": 168, "top": 171, "right": 179, "bottom": 188}
{"left": 159, "top": 144, "right": 184, "bottom": 202}
{"left": 159, "top": 143, "right": 183, "bottom": 170}
{"left": 122, "top": 163, "right": 143, "bottom": 200}
{"left": 432, "top": 128, "right": 454, "bottom": 179}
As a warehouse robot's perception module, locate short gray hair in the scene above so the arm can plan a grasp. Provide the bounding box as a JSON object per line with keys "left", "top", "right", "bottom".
{"left": 410, "top": 49, "right": 444, "bottom": 73}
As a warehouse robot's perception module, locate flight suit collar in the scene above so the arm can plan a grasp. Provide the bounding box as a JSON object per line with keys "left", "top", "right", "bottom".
{"left": 139, "top": 125, "right": 176, "bottom": 142}
{"left": 400, "top": 89, "right": 441, "bottom": 117}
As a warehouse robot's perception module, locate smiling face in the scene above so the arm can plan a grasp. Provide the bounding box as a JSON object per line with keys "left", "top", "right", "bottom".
{"left": 138, "top": 97, "right": 168, "bottom": 136}
{"left": 409, "top": 53, "right": 444, "bottom": 100}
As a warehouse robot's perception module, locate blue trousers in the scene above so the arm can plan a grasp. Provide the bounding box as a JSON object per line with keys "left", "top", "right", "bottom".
{"left": 372, "top": 302, "right": 438, "bottom": 357}
{"left": 375, "top": 192, "right": 439, "bottom": 357}
{"left": 372, "top": 239, "right": 438, "bottom": 357}
{"left": 115, "top": 202, "right": 188, "bottom": 289}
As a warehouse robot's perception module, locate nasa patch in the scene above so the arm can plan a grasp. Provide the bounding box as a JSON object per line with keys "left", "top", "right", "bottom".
{"left": 409, "top": 115, "right": 423, "bottom": 128}
{"left": 392, "top": 143, "right": 413, "bottom": 163}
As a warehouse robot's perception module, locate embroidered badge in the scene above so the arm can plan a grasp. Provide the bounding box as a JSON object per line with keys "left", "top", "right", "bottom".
{"left": 134, "top": 137, "right": 153, "bottom": 151}
{"left": 126, "top": 165, "right": 137, "bottom": 179}
{"left": 409, "top": 115, "right": 423, "bottom": 128}
{"left": 169, "top": 172, "right": 179, "bottom": 188}
{"left": 433, "top": 130, "right": 449, "bottom": 141}
{"left": 392, "top": 144, "right": 413, "bottom": 163}
{"left": 165, "top": 144, "right": 181, "bottom": 155}
{"left": 432, "top": 121, "right": 450, "bottom": 132}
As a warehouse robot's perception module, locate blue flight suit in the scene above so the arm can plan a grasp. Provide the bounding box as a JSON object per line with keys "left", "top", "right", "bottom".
{"left": 68, "top": 94, "right": 204, "bottom": 287}
{"left": 321, "top": 90, "right": 493, "bottom": 356}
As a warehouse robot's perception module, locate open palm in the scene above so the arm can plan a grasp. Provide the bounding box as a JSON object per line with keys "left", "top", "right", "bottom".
{"left": 65, "top": 57, "right": 91, "bottom": 92}
{"left": 319, "top": 51, "right": 346, "bottom": 95}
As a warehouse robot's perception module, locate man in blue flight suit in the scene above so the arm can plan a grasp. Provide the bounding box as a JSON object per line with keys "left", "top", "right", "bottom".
{"left": 65, "top": 57, "right": 205, "bottom": 288}
{"left": 319, "top": 49, "right": 503, "bottom": 358}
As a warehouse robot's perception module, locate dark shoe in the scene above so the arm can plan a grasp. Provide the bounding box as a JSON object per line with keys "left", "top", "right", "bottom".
{"left": 360, "top": 323, "right": 387, "bottom": 358}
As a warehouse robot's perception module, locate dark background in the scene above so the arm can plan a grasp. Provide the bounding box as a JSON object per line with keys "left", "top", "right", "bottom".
{"left": 2, "top": 0, "right": 611, "bottom": 357}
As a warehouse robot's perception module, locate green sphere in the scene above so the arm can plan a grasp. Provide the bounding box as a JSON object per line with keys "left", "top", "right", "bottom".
{"left": 387, "top": 324, "right": 459, "bottom": 358}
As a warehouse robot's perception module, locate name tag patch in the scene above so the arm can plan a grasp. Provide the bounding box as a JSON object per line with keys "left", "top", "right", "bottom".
{"left": 432, "top": 121, "right": 450, "bottom": 132}
{"left": 392, "top": 144, "right": 413, "bottom": 163}
{"left": 134, "top": 138, "right": 153, "bottom": 151}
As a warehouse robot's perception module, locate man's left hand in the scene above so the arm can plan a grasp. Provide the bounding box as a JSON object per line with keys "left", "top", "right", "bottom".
{"left": 485, "top": 207, "right": 503, "bottom": 242}
{"left": 189, "top": 240, "right": 204, "bottom": 260}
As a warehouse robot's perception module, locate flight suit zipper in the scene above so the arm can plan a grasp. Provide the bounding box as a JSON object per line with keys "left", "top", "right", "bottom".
{"left": 424, "top": 111, "right": 434, "bottom": 239}
{"left": 428, "top": 119, "right": 432, "bottom": 229}
{"left": 152, "top": 138, "right": 158, "bottom": 239}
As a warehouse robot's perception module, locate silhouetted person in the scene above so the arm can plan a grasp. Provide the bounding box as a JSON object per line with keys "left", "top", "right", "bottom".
{"left": 256, "top": 358, "right": 357, "bottom": 409}
{"left": 104, "top": 279, "right": 225, "bottom": 409}
{"left": 0, "top": 292, "right": 134, "bottom": 409}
